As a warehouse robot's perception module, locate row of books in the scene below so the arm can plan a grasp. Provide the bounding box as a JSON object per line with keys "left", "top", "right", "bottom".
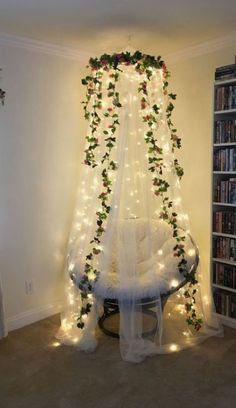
{"left": 214, "top": 289, "right": 236, "bottom": 318}
{"left": 213, "top": 211, "right": 236, "bottom": 235}
{"left": 213, "top": 262, "right": 236, "bottom": 289}
{"left": 215, "top": 85, "right": 236, "bottom": 111}
{"left": 214, "top": 119, "right": 236, "bottom": 144}
{"left": 214, "top": 178, "right": 236, "bottom": 204}
{"left": 213, "top": 148, "right": 236, "bottom": 171}
{"left": 213, "top": 236, "right": 236, "bottom": 261}
{"left": 215, "top": 64, "right": 236, "bottom": 81}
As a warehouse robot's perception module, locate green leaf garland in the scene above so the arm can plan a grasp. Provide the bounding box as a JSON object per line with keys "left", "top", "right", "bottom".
{"left": 76, "top": 51, "right": 202, "bottom": 332}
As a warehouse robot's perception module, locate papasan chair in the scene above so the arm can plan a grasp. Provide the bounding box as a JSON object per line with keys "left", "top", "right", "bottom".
{"left": 91, "top": 218, "right": 199, "bottom": 338}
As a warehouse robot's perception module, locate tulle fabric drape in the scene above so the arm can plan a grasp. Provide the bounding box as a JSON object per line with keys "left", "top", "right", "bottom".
{"left": 57, "top": 64, "right": 223, "bottom": 362}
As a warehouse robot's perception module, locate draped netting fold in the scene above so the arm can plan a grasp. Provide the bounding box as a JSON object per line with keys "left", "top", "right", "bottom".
{"left": 57, "top": 55, "right": 222, "bottom": 362}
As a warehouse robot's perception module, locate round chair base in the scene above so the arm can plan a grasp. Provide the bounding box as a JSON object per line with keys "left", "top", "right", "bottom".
{"left": 98, "top": 297, "right": 168, "bottom": 339}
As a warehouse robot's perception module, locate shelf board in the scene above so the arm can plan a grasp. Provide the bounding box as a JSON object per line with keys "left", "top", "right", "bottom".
{"left": 214, "top": 109, "right": 236, "bottom": 114}
{"left": 214, "top": 312, "right": 236, "bottom": 328}
{"left": 212, "top": 258, "right": 236, "bottom": 266}
{"left": 213, "top": 143, "right": 236, "bottom": 147}
{"left": 212, "top": 232, "right": 236, "bottom": 238}
{"left": 212, "top": 283, "right": 236, "bottom": 293}
{"left": 214, "top": 78, "right": 236, "bottom": 86}
{"left": 213, "top": 171, "right": 236, "bottom": 174}
{"left": 213, "top": 202, "right": 236, "bottom": 207}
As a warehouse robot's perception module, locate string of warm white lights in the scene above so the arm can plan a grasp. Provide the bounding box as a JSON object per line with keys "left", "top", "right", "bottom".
{"left": 56, "top": 52, "right": 205, "bottom": 355}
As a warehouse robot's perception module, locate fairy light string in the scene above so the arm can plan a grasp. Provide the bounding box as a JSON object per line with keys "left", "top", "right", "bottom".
{"left": 76, "top": 51, "right": 202, "bottom": 331}
{"left": 77, "top": 68, "right": 121, "bottom": 328}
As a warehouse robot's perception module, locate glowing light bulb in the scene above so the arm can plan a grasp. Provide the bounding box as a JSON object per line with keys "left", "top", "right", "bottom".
{"left": 158, "top": 263, "right": 164, "bottom": 269}
{"left": 188, "top": 249, "right": 195, "bottom": 257}
{"left": 203, "top": 295, "right": 209, "bottom": 305}
{"left": 52, "top": 341, "right": 61, "bottom": 348}
{"left": 175, "top": 197, "right": 181, "bottom": 203}
{"left": 171, "top": 279, "right": 179, "bottom": 288}
{"left": 68, "top": 263, "right": 75, "bottom": 272}
{"left": 157, "top": 249, "right": 163, "bottom": 256}
{"left": 88, "top": 272, "right": 96, "bottom": 281}
{"left": 169, "top": 344, "right": 179, "bottom": 352}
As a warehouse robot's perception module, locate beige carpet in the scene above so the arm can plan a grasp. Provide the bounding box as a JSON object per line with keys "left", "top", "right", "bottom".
{"left": 0, "top": 314, "right": 235, "bottom": 408}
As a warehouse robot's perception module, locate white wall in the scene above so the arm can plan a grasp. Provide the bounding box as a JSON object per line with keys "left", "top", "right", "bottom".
{"left": 167, "top": 45, "right": 236, "bottom": 291}
{"left": 0, "top": 44, "right": 86, "bottom": 328}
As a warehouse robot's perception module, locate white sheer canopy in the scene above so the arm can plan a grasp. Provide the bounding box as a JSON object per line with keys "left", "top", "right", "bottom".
{"left": 57, "top": 52, "right": 222, "bottom": 362}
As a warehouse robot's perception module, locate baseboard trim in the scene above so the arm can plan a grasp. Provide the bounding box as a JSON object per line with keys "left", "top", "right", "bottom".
{"left": 6, "top": 301, "right": 63, "bottom": 332}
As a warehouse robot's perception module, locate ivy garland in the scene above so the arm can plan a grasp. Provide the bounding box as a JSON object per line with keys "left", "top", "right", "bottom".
{"left": 76, "top": 51, "right": 203, "bottom": 332}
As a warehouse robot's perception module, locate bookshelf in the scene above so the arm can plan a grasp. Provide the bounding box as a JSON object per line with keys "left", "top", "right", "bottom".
{"left": 211, "top": 71, "right": 236, "bottom": 328}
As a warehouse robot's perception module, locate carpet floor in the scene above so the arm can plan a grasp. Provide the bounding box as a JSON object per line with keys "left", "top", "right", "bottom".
{"left": 0, "top": 314, "right": 235, "bottom": 408}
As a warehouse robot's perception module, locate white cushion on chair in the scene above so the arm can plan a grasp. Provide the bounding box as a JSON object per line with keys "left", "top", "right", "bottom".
{"left": 94, "top": 218, "right": 196, "bottom": 300}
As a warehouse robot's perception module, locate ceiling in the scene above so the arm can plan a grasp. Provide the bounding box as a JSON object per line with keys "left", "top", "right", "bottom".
{"left": 0, "top": 0, "right": 236, "bottom": 56}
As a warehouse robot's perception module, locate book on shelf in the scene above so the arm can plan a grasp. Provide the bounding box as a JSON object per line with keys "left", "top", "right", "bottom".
{"left": 215, "top": 85, "right": 236, "bottom": 111}
{"left": 214, "top": 119, "right": 236, "bottom": 143}
{"left": 213, "top": 211, "right": 236, "bottom": 234}
{"left": 215, "top": 63, "right": 236, "bottom": 81}
{"left": 213, "top": 147, "right": 236, "bottom": 171}
{"left": 213, "top": 262, "right": 236, "bottom": 289}
{"left": 214, "top": 289, "right": 236, "bottom": 317}
{"left": 213, "top": 178, "right": 236, "bottom": 203}
{"left": 213, "top": 236, "right": 236, "bottom": 261}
